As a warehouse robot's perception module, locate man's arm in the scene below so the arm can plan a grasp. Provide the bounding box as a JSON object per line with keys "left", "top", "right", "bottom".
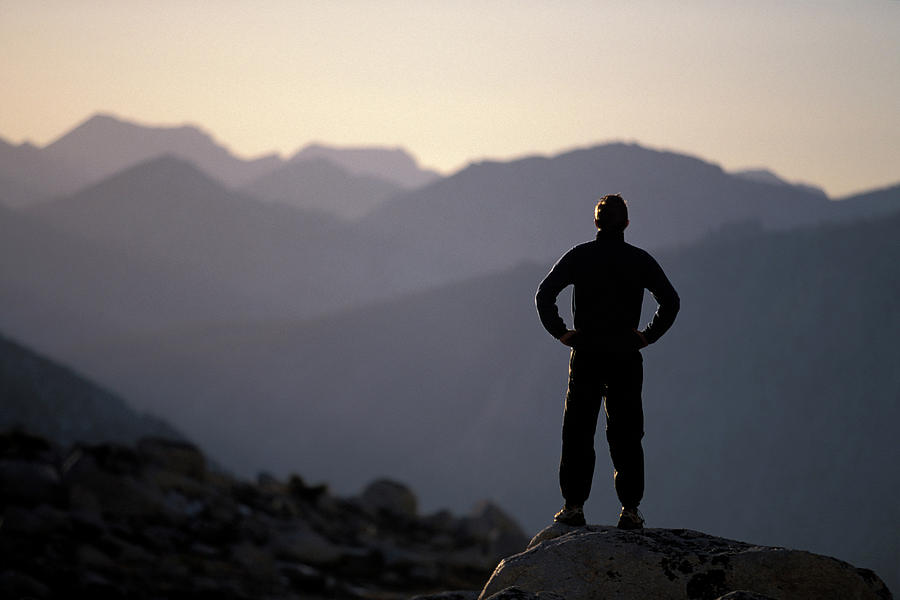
{"left": 535, "top": 251, "right": 575, "bottom": 340}
{"left": 640, "top": 255, "right": 680, "bottom": 344}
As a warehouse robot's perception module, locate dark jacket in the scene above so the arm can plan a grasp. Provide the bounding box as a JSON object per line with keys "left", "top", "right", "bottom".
{"left": 536, "top": 230, "right": 680, "bottom": 349}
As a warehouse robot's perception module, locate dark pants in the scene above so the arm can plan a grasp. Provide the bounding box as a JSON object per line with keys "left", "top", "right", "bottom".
{"left": 560, "top": 348, "right": 644, "bottom": 509}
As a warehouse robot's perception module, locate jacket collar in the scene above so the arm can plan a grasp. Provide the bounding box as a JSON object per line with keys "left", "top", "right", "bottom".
{"left": 596, "top": 229, "right": 625, "bottom": 242}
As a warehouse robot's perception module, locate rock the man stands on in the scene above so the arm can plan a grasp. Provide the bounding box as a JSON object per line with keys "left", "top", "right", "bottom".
{"left": 535, "top": 194, "right": 680, "bottom": 529}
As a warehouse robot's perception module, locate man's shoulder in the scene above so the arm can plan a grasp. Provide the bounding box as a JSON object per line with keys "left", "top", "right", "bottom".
{"left": 565, "top": 238, "right": 643, "bottom": 253}
{"left": 556, "top": 239, "right": 595, "bottom": 260}
{"left": 564, "top": 238, "right": 658, "bottom": 264}
{"left": 623, "top": 240, "right": 654, "bottom": 259}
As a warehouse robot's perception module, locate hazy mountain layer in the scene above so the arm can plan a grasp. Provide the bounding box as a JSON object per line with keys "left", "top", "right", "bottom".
{"left": 0, "top": 332, "right": 182, "bottom": 446}
{"left": 292, "top": 143, "right": 440, "bottom": 189}
{"left": 0, "top": 198, "right": 273, "bottom": 357}
{"left": 66, "top": 211, "right": 900, "bottom": 593}
{"left": 0, "top": 137, "right": 84, "bottom": 204}
{"left": 24, "top": 156, "right": 427, "bottom": 322}
{"left": 241, "top": 157, "right": 402, "bottom": 219}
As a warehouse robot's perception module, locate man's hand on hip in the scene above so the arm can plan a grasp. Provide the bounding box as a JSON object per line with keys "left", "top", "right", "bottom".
{"left": 634, "top": 329, "right": 649, "bottom": 349}
{"left": 559, "top": 330, "right": 578, "bottom": 347}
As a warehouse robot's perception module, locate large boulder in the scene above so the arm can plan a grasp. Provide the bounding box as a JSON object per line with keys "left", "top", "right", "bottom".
{"left": 478, "top": 525, "right": 892, "bottom": 600}
{"left": 358, "top": 478, "right": 418, "bottom": 518}
{"left": 461, "top": 500, "right": 530, "bottom": 559}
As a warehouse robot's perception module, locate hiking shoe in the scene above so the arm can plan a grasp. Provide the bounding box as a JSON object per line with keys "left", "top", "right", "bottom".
{"left": 554, "top": 505, "right": 586, "bottom": 526}
{"left": 617, "top": 506, "right": 644, "bottom": 530}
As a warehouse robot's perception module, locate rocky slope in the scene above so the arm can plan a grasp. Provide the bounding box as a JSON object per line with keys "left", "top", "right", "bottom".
{"left": 0, "top": 430, "right": 527, "bottom": 599}
{"left": 0, "top": 332, "right": 183, "bottom": 447}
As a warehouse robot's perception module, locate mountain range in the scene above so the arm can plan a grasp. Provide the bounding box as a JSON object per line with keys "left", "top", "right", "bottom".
{"left": 2, "top": 114, "right": 899, "bottom": 593}
{"left": 6, "top": 138, "right": 897, "bottom": 363}
{"left": 0, "top": 113, "right": 439, "bottom": 210}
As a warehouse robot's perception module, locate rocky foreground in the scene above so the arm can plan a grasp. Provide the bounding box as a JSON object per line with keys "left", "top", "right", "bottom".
{"left": 1, "top": 430, "right": 893, "bottom": 600}
{"left": 0, "top": 430, "right": 527, "bottom": 599}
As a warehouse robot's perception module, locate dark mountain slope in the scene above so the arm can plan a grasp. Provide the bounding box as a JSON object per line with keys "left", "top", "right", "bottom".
{"left": 241, "top": 157, "right": 402, "bottom": 219}
{"left": 69, "top": 210, "right": 900, "bottom": 592}
{"left": 0, "top": 332, "right": 182, "bottom": 446}
{"left": 828, "top": 182, "right": 900, "bottom": 221}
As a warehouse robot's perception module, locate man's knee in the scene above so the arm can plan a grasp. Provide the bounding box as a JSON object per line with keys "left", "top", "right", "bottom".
{"left": 605, "top": 426, "right": 644, "bottom": 449}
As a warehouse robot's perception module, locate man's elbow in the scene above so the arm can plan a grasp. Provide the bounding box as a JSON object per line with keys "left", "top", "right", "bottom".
{"left": 535, "top": 285, "right": 553, "bottom": 309}
{"left": 670, "top": 292, "right": 681, "bottom": 316}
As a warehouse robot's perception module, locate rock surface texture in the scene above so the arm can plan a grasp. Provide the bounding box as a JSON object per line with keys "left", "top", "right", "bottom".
{"left": 478, "top": 524, "right": 892, "bottom": 600}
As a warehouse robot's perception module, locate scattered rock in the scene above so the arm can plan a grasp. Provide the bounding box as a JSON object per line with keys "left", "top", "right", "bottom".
{"left": 0, "top": 431, "right": 511, "bottom": 598}
{"left": 269, "top": 523, "right": 344, "bottom": 565}
{"left": 137, "top": 437, "right": 206, "bottom": 478}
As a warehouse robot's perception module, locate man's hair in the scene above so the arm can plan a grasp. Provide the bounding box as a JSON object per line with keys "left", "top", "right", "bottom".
{"left": 594, "top": 194, "right": 628, "bottom": 232}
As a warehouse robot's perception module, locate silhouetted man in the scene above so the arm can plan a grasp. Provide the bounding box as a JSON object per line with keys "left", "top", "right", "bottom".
{"left": 535, "top": 194, "right": 679, "bottom": 529}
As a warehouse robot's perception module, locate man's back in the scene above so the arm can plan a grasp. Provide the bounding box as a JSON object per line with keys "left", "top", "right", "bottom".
{"left": 536, "top": 229, "right": 679, "bottom": 349}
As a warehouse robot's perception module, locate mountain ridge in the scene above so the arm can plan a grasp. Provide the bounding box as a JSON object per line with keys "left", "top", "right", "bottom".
{"left": 363, "top": 141, "right": 838, "bottom": 284}
{"left": 42, "top": 113, "right": 282, "bottom": 190}
{"left": 0, "top": 113, "right": 442, "bottom": 203}
{"left": 291, "top": 142, "right": 441, "bottom": 188}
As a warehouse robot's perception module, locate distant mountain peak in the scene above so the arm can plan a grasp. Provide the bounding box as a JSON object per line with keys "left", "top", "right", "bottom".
{"left": 36, "top": 113, "right": 284, "bottom": 190}
{"left": 290, "top": 143, "right": 440, "bottom": 189}
{"left": 51, "top": 154, "right": 228, "bottom": 207}
{"left": 241, "top": 155, "right": 402, "bottom": 219}
{"left": 48, "top": 112, "right": 216, "bottom": 150}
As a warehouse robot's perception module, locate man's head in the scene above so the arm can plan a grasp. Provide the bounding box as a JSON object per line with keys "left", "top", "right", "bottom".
{"left": 594, "top": 194, "right": 629, "bottom": 232}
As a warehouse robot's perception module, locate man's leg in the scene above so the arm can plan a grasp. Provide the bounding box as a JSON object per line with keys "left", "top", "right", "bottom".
{"left": 604, "top": 352, "right": 645, "bottom": 511}
{"left": 559, "top": 349, "right": 603, "bottom": 508}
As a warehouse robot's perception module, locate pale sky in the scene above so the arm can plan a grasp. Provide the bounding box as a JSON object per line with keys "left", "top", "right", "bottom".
{"left": 1, "top": 0, "right": 897, "bottom": 197}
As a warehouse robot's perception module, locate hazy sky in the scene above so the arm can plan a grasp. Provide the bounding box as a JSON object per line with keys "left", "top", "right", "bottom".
{"left": 1, "top": 1, "right": 897, "bottom": 197}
